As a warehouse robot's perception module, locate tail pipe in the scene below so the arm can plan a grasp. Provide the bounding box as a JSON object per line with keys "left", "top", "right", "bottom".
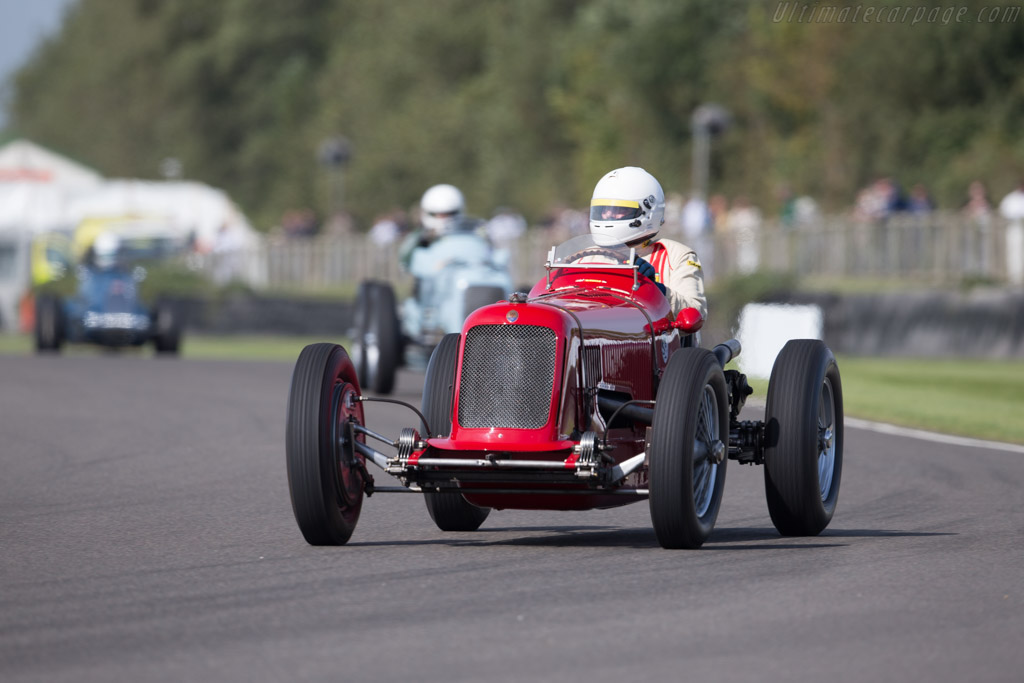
{"left": 596, "top": 395, "right": 655, "bottom": 425}
{"left": 713, "top": 339, "right": 741, "bottom": 367}
{"left": 597, "top": 340, "right": 741, "bottom": 426}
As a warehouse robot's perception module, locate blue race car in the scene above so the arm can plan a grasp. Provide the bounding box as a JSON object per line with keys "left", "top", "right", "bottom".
{"left": 34, "top": 239, "right": 182, "bottom": 355}
{"left": 350, "top": 229, "right": 513, "bottom": 394}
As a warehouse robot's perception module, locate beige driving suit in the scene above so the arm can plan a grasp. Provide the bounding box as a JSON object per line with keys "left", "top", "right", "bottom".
{"left": 640, "top": 238, "right": 707, "bottom": 320}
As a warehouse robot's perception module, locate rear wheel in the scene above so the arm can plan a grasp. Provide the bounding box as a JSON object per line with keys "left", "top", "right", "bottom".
{"left": 648, "top": 348, "right": 729, "bottom": 549}
{"left": 153, "top": 301, "right": 182, "bottom": 355}
{"left": 421, "top": 333, "right": 490, "bottom": 531}
{"left": 34, "top": 294, "right": 64, "bottom": 353}
{"left": 350, "top": 281, "right": 401, "bottom": 394}
{"left": 763, "top": 339, "right": 843, "bottom": 536}
{"left": 286, "top": 343, "right": 366, "bottom": 545}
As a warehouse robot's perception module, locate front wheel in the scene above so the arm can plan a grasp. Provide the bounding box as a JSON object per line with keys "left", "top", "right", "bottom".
{"left": 763, "top": 339, "right": 844, "bottom": 536}
{"left": 34, "top": 294, "right": 64, "bottom": 353}
{"left": 648, "top": 348, "right": 729, "bottom": 549}
{"left": 286, "top": 343, "right": 366, "bottom": 545}
{"left": 421, "top": 333, "right": 490, "bottom": 531}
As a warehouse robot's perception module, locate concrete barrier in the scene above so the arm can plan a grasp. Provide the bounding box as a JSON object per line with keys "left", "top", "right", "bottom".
{"left": 766, "top": 289, "right": 1024, "bottom": 358}
{"left": 173, "top": 288, "right": 1024, "bottom": 359}
{"left": 170, "top": 293, "right": 353, "bottom": 337}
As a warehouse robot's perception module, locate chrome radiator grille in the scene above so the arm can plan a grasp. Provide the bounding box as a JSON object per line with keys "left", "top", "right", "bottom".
{"left": 458, "top": 324, "right": 556, "bottom": 429}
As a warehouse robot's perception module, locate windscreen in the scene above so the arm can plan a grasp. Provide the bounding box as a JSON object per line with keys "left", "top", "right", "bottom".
{"left": 549, "top": 234, "right": 633, "bottom": 266}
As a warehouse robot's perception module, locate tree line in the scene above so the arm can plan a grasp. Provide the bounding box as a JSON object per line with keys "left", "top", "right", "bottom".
{"left": 6, "top": 0, "right": 1024, "bottom": 230}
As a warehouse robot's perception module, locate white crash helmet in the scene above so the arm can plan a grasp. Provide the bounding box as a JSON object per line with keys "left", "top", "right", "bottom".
{"left": 420, "top": 183, "right": 466, "bottom": 237}
{"left": 589, "top": 167, "right": 666, "bottom": 247}
{"left": 93, "top": 232, "right": 120, "bottom": 269}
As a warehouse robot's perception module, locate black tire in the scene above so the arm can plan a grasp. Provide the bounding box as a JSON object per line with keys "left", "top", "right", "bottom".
{"left": 153, "top": 301, "right": 182, "bottom": 355}
{"left": 350, "top": 281, "right": 401, "bottom": 395}
{"left": 463, "top": 285, "right": 506, "bottom": 317}
{"left": 286, "top": 343, "right": 366, "bottom": 545}
{"left": 34, "top": 294, "right": 64, "bottom": 353}
{"left": 648, "top": 348, "right": 729, "bottom": 549}
{"left": 349, "top": 281, "right": 372, "bottom": 381}
{"left": 763, "top": 339, "right": 843, "bottom": 536}
{"left": 421, "top": 333, "right": 490, "bottom": 531}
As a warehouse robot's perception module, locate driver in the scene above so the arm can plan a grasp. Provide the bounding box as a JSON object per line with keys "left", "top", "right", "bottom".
{"left": 399, "top": 183, "right": 468, "bottom": 270}
{"left": 86, "top": 232, "right": 122, "bottom": 271}
{"left": 589, "top": 166, "right": 707, "bottom": 320}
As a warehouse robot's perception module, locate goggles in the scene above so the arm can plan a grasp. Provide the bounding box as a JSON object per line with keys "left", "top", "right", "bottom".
{"left": 590, "top": 198, "right": 642, "bottom": 221}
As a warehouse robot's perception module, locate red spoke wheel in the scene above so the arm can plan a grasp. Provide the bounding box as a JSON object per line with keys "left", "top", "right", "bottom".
{"left": 286, "top": 343, "right": 366, "bottom": 545}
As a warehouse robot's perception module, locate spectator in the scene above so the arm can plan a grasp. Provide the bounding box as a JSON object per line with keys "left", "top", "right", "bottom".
{"left": 682, "top": 193, "right": 714, "bottom": 282}
{"left": 485, "top": 207, "right": 527, "bottom": 248}
{"left": 777, "top": 183, "right": 797, "bottom": 230}
{"left": 726, "top": 196, "right": 762, "bottom": 275}
{"left": 854, "top": 176, "right": 902, "bottom": 222}
{"left": 705, "top": 194, "right": 729, "bottom": 281}
{"left": 854, "top": 177, "right": 903, "bottom": 273}
{"left": 708, "top": 194, "right": 729, "bottom": 233}
{"left": 682, "top": 193, "right": 710, "bottom": 240}
{"left": 962, "top": 180, "right": 993, "bottom": 276}
{"left": 963, "top": 180, "right": 993, "bottom": 221}
{"left": 998, "top": 179, "right": 1024, "bottom": 286}
{"left": 213, "top": 222, "right": 245, "bottom": 284}
{"left": 282, "top": 208, "right": 319, "bottom": 238}
{"left": 902, "top": 183, "right": 934, "bottom": 273}
{"left": 906, "top": 183, "right": 934, "bottom": 214}
{"left": 369, "top": 209, "right": 407, "bottom": 247}
{"left": 793, "top": 195, "right": 820, "bottom": 227}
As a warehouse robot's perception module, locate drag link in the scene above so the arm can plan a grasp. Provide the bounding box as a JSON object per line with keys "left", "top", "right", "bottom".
{"left": 353, "top": 439, "right": 392, "bottom": 471}
{"left": 351, "top": 423, "right": 396, "bottom": 448}
{"left": 356, "top": 396, "right": 432, "bottom": 437}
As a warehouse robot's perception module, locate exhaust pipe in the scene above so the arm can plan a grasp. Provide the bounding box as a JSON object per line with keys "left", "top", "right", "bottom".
{"left": 712, "top": 339, "right": 741, "bottom": 367}
{"left": 597, "top": 395, "right": 655, "bottom": 425}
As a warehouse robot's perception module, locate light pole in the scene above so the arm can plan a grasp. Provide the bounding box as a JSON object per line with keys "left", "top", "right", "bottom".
{"left": 318, "top": 136, "right": 351, "bottom": 218}
{"left": 690, "top": 103, "right": 731, "bottom": 201}
{"left": 159, "top": 157, "right": 183, "bottom": 180}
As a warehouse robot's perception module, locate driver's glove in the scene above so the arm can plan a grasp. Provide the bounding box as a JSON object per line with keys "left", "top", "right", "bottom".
{"left": 635, "top": 257, "right": 667, "bottom": 295}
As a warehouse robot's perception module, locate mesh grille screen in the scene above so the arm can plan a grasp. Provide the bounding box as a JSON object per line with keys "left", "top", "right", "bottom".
{"left": 583, "top": 345, "right": 602, "bottom": 387}
{"left": 458, "top": 324, "right": 556, "bottom": 429}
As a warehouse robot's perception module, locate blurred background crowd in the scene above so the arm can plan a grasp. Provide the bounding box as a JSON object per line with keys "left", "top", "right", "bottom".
{"left": 2, "top": 0, "right": 1024, "bottom": 332}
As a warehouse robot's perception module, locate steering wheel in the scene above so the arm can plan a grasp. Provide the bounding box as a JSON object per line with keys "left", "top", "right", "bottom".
{"left": 564, "top": 247, "right": 627, "bottom": 264}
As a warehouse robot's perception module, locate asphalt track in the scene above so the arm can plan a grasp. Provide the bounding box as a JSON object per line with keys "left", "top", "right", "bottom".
{"left": 1, "top": 353, "right": 1022, "bottom": 683}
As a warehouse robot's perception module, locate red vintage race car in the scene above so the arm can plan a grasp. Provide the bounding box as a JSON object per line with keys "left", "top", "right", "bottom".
{"left": 285, "top": 235, "right": 843, "bottom": 549}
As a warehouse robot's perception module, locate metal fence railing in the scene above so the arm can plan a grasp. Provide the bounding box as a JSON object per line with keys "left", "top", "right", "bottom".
{"left": 200, "top": 212, "right": 1022, "bottom": 292}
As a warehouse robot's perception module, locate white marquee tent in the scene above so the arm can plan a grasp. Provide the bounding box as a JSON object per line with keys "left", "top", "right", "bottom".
{"left": 0, "top": 139, "right": 262, "bottom": 330}
{"left": 0, "top": 139, "right": 259, "bottom": 248}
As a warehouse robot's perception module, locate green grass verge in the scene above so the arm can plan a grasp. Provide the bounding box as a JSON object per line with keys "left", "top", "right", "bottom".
{"left": 836, "top": 356, "right": 1024, "bottom": 445}
{"left": 3, "top": 332, "right": 1022, "bottom": 444}
{"left": 746, "top": 355, "right": 1024, "bottom": 445}
{"left": 178, "top": 334, "right": 348, "bottom": 361}
{"left": 0, "top": 332, "right": 345, "bottom": 362}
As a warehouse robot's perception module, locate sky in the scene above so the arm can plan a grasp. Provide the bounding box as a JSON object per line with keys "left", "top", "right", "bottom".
{"left": 0, "top": 0, "right": 78, "bottom": 129}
